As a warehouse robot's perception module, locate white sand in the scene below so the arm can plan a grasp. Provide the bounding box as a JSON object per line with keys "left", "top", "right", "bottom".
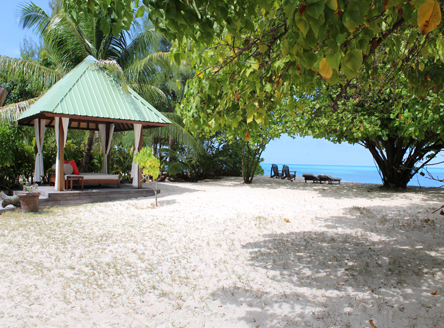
{"left": 0, "top": 176, "right": 443, "bottom": 327}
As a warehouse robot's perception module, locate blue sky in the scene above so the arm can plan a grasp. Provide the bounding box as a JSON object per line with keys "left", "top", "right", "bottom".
{"left": 0, "top": 1, "right": 50, "bottom": 58}
{"left": 2, "top": 1, "right": 444, "bottom": 168}
{"left": 262, "top": 135, "right": 378, "bottom": 166}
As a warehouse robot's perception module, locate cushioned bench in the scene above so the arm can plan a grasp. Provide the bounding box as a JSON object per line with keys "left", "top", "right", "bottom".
{"left": 49, "top": 164, "right": 120, "bottom": 188}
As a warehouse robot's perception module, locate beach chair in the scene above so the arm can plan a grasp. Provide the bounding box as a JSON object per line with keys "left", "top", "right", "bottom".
{"left": 302, "top": 173, "right": 319, "bottom": 183}
{"left": 282, "top": 165, "right": 296, "bottom": 181}
{"left": 318, "top": 174, "right": 341, "bottom": 184}
{"left": 270, "top": 164, "right": 283, "bottom": 178}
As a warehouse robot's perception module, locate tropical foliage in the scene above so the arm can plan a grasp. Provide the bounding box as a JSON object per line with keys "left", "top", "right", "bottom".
{"left": 0, "top": 122, "right": 34, "bottom": 190}
{"left": 64, "top": 0, "right": 444, "bottom": 188}
{"left": 296, "top": 84, "right": 444, "bottom": 188}
{"left": 1, "top": 2, "right": 199, "bottom": 177}
{"left": 134, "top": 146, "right": 161, "bottom": 206}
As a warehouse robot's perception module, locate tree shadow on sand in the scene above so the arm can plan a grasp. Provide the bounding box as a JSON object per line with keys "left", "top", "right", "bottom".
{"left": 245, "top": 176, "right": 444, "bottom": 202}
{"left": 211, "top": 204, "right": 444, "bottom": 327}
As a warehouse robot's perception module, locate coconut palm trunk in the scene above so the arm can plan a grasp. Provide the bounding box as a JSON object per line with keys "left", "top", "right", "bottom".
{"left": 81, "top": 130, "right": 96, "bottom": 172}
{"left": 0, "top": 86, "right": 8, "bottom": 107}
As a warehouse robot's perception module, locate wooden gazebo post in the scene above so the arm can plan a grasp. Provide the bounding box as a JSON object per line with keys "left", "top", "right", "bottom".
{"left": 56, "top": 118, "right": 65, "bottom": 191}
{"left": 105, "top": 123, "right": 111, "bottom": 173}
{"left": 138, "top": 126, "right": 143, "bottom": 189}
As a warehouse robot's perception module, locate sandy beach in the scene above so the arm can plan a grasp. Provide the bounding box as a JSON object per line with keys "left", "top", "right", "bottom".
{"left": 0, "top": 176, "right": 443, "bottom": 327}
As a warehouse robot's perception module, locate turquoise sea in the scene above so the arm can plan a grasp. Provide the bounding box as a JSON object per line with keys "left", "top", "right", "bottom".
{"left": 260, "top": 163, "right": 444, "bottom": 188}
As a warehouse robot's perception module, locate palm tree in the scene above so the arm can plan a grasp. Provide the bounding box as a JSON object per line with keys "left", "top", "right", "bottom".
{"left": 1, "top": 2, "right": 197, "bottom": 171}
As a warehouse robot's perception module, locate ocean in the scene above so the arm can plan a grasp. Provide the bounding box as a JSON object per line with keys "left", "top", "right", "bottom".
{"left": 260, "top": 163, "right": 444, "bottom": 188}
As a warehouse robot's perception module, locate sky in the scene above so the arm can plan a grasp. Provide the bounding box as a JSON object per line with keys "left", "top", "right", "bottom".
{"left": 2, "top": 1, "right": 444, "bottom": 168}
{"left": 0, "top": 1, "right": 50, "bottom": 58}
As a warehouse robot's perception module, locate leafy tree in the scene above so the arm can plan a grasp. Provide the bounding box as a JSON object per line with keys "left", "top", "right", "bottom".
{"left": 201, "top": 135, "right": 264, "bottom": 177}
{"left": 134, "top": 147, "right": 161, "bottom": 206}
{"left": 64, "top": 0, "right": 444, "bottom": 105}
{"left": 159, "top": 140, "right": 232, "bottom": 182}
{"left": 64, "top": 0, "right": 444, "bottom": 188}
{"left": 20, "top": 37, "right": 42, "bottom": 61}
{"left": 179, "top": 100, "right": 292, "bottom": 183}
{"left": 0, "top": 122, "right": 35, "bottom": 191}
{"left": 296, "top": 84, "right": 444, "bottom": 188}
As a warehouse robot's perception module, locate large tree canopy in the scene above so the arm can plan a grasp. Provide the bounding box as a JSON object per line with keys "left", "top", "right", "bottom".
{"left": 296, "top": 81, "right": 444, "bottom": 188}
{"left": 64, "top": 0, "right": 444, "bottom": 132}
{"left": 64, "top": 0, "right": 444, "bottom": 187}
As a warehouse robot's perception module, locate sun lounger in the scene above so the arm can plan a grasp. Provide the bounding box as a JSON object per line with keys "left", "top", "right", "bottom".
{"left": 282, "top": 165, "right": 296, "bottom": 181}
{"left": 302, "top": 173, "right": 319, "bottom": 183}
{"left": 318, "top": 174, "right": 341, "bottom": 184}
{"left": 270, "top": 164, "right": 283, "bottom": 178}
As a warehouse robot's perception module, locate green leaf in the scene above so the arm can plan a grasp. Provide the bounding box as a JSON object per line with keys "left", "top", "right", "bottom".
{"left": 101, "top": 18, "right": 110, "bottom": 36}
{"left": 411, "top": 0, "right": 429, "bottom": 9}
{"left": 308, "top": 14, "right": 323, "bottom": 38}
{"left": 326, "top": 0, "right": 338, "bottom": 11}
{"left": 302, "top": 51, "right": 318, "bottom": 69}
{"left": 342, "top": 10, "right": 358, "bottom": 32}
{"left": 341, "top": 61, "right": 357, "bottom": 79}
{"left": 247, "top": 112, "right": 254, "bottom": 123}
{"left": 135, "top": 6, "right": 145, "bottom": 18}
{"left": 306, "top": 1, "right": 325, "bottom": 19}
{"left": 436, "top": 37, "right": 444, "bottom": 62}
{"left": 327, "top": 70, "right": 339, "bottom": 85}
{"left": 174, "top": 52, "right": 181, "bottom": 66}
{"left": 220, "top": 7, "right": 228, "bottom": 19}
{"left": 336, "top": 32, "right": 347, "bottom": 45}
{"left": 166, "top": 3, "right": 176, "bottom": 19}
{"left": 295, "top": 16, "right": 310, "bottom": 37}
{"left": 342, "top": 49, "right": 363, "bottom": 73}
{"left": 326, "top": 51, "right": 341, "bottom": 71}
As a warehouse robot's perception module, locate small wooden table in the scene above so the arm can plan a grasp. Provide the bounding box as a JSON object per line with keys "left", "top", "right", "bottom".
{"left": 65, "top": 175, "right": 84, "bottom": 191}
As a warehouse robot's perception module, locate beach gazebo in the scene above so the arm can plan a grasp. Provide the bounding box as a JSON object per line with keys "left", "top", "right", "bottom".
{"left": 17, "top": 56, "right": 171, "bottom": 191}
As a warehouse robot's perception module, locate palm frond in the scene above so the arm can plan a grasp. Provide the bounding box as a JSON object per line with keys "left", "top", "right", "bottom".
{"left": 148, "top": 113, "right": 200, "bottom": 152}
{"left": 0, "top": 56, "right": 62, "bottom": 89}
{"left": 164, "top": 162, "right": 190, "bottom": 175}
{"left": 0, "top": 97, "right": 39, "bottom": 122}
{"left": 93, "top": 60, "right": 129, "bottom": 93}
{"left": 123, "top": 52, "right": 170, "bottom": 83}
{"left": 118, "top": 28, "right": 164, "bottom": 68}
{"left": 108, "top": 30, "right": 131, "bottom": 59}
{"left": 44, "top": 12, "right": 94, "bottom": 69}
{"left": 129, "top": 84, "right": 167, "bottom": 103}
{"left": 18, "top": 2, "right": 51, "bottom": 35}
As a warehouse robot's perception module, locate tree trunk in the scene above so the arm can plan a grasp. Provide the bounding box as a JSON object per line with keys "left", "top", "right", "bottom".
{"left": 241, "top": 142, "right": 265, "bottom": 184}
{"left": 363, "top": 137, "right": 440, "bottom": 189}
{"left": 0, "top": 86, "right": 8, "bottom": 107}
{"left": 82, "top": 130, "right": 95, "bottom": 173}
{"left": 168, "top": 136, "right": 175, "bottom": 162}
{"left": 153, "top": 137, "right": 158, "bottom": 157}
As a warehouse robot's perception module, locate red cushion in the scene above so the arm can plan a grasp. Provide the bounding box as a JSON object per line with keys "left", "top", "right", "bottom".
{"left": 64, "top": 160, "right": 68, "bottom": 164}
{"left": 68, "top": 160, "right": 79, "bottom": 175}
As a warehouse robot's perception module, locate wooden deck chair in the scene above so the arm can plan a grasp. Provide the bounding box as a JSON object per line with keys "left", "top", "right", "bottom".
{"left": 270, "top": 164, "right": 283, "bottom": 178}
{"left": 282, "top": 165, "right": 296, "bottom": 181}
{"left": 302, "top": 173, "right": 319, "bottom": 183}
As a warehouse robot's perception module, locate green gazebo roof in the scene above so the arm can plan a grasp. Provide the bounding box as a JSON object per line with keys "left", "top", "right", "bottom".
{"left": 17, "top": 56, "right": 170, "bottom": 132}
